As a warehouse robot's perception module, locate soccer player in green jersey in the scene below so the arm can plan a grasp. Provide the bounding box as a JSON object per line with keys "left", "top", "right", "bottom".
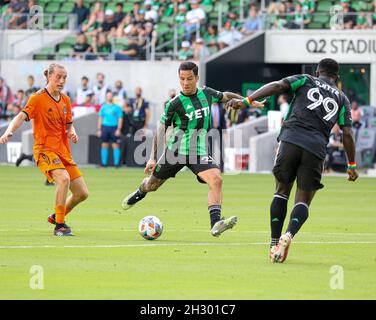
{"left": 122, "top": 61, "right": 264, "bottom": 236}
{"left": 227, "top": 58, "right": 359, "bottom": 262}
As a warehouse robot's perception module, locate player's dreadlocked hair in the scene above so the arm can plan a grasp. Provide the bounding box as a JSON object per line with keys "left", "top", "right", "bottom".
{"left": 317, "top": 58, "right": 339, "bottom": 78}
{"left": 43, "top": 63, "right": 65, "bottom": 83}
{"left": 178, "top": 61, "right": 199, "bottom": 76}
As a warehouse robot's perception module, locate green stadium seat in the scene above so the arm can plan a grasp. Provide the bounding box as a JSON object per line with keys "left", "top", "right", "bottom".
{"left": 33, "top": 54, "right": 54, "bottom": 60}
{"left": 156, "top": 23, "right": 170, "bottom": 34}
{"left": 317, "top": 1, "right": 332, "bottom": 12}
{"left": 45, "top": 2, "right": 61, "bottom": 14}
{"left": 115, "top": 37, "right": 129, "bottom": 46}
{"left": 58, "top": 46, "right": 73, "bottom": 55}
{"left": 123, "top": 3, "right": 134, "bottom": 13}
{"left": 306, "top": 22, "right": 323, "bottom": 29}
{"left": 39, "top": 47, "right": 55, "bottom": 55}
{"left": 313, "top": 15, "right": 330, "bottom": 24}
{"left": 60, "top": 2, "right": 75, "bottom": 13}
{"left": 63, "top": 36, "right": 77, "bottom": 46}
{"left": 161, "top": 16, "right": 174, "bottom": 25}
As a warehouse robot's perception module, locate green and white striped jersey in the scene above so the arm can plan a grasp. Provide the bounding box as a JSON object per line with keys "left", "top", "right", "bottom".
{"left": 161, "top": 86, "right": 224, "bottom": 156}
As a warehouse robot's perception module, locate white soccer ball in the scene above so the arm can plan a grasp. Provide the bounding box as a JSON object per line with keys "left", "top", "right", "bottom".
{"left": 138, "top": 216, "right": 163, "bottom": 240}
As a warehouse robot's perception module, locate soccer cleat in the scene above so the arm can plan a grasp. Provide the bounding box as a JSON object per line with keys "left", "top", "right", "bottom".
{"left": 122, "top": 190, "right": 146, "bottom": 211}
{"left": 269, "top": 245, "right": 278, "bottom": 262}
{"left": 47, "top": 214, "right": 56, "bottom": 225}
{"left": 210, "top": 216, "right": 237, "bottom": 237}
{"left": 54, "top": 224, "right": 74, "bottom": 236}
{"left": 270, "top": 233, "right": 293, "bottom": 263}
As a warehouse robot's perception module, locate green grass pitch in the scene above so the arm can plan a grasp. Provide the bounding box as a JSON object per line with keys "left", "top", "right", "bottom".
{"left": 0, "top": 166, "right": 375, "bottom": 299}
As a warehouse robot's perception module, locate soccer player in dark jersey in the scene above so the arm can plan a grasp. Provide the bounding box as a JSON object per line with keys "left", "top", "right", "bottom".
{"left": 122, "top": 61, "right": 264, "bottom": 236}
{"left": 227, "top": 58, "right": 359, "bottom": 262}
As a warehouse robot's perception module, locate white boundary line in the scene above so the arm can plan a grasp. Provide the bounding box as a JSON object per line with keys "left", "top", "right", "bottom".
{"left": 0, "top": 241, "right": 376, "bottom": 249}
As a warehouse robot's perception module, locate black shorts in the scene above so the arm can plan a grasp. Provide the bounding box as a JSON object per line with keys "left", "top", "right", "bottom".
{"left": 101, "top": 126, "right": 121, "bottom": 144}
{"left": 153, "top": 150, "right": 220, "bottom": 184}
{"left": 273, "top": 141, "right": 324, "bottom": 191}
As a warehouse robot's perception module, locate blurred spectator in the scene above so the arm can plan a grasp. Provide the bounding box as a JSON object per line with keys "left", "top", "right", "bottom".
{"left": 283, "top": 0, "right": 295, "bottom": 14}
{"left": 242, "top": 4, "right": 262, "bottom": 35}
{"left": 0, "top": 77, "right": 14, "bottom": 118}
{"left": 132, "top": 2, "right": 142, "bottom": 22}
{"left": 175, "top": 4, "right": 187, "bottom": 24}
{"left": 193, "top": 38, "right": 210, "bottom": 61}
{"left": 185, "top": 0, "right": 206, "bottom": 41}
{"left": 285, "top": 2, "right": 311, "bottom": 29}
{"left": 218, "top": 20, "right": 243, "bottom": 49}
{"left": 116, "top": 14, "right": 134, "bottom": 38}
{"left": 92, "top": 32, "right": 112, "bottom": 59}
{"left": 227, "top": 107, "right": 250, "bottom": 127}
{"left": 114, "top": 2, "right": 125, "bottom": 25}
{"left": 100, "top": 9, "right": 118, "bottom": 37}
{"left": 97, "top": 91, "right": 123, "bottom": 167}
{"left": 25, "top": 75, "right": 39, "bottom": 98}
{"left": 81, "top": 1, "right": 104, "bottom": 35}
{"left": 14, "top": 89, "right": 26, "bottom": 108}
{"left": 113, "top": 80, "right": 127, "bottom": 108}
{"left": 272, "top": 2, "right": 288, "bottom": 29}
{"left": 136, "top": 9, "right": 147, "bottom": 26}
{"left": 115, "top": 37, "right": 141, "bottom": 60}
{"left": 355, "top": 12, "right": 369, "bottom": 30}
{"left": 93, "top": 72, "right": 110, "bottom": 104}
{"left": 72, "top": 90, "right": 100, "bottom": 112}
{"left": 324, "top": 124, "right": 346, "bottom": 173}
{"left": 128, "top": 87, "right": 150, "bottom": 134}
{"left": 300, "top": 0, "right": 316, "bottom": 14}
{"left": 145, "top": 0, "right": 158, "bottom": 23}
{"left": 75, "top": 76, "right": 91, "bottom": 105}
{"left": 164, "top": 88, "right": 177, "bottom": 106}
{"left": 14, "top": 0, "right": 35, "bottom": 29}
{"left": 178, "top": 40, "right": 194, "bottom": 61}
{"left": 73, "top": 33, "right": 93, "bottom": 57}
{"left": 278, "top": 94, "right": 289, "bottom": 120}
{"left": 204, "top": 24, "right": 218, "bottom": 50}
{"left": 72, "top": 0, "right": 90, "bottom": 28}
{"left": 373, "top": 0, "right": 376, "bottom": 30}
{"left": 6, "top": 0, "right": 28, "bottom": 29}
{"left": 341, "top": 0, "right": 356, "bottom": 29}
{"left": 351, "top": 101, "right": 364, "bottom": 130}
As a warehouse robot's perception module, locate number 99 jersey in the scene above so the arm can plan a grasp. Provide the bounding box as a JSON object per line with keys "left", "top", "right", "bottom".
{"left": 279, "top": 74, "right": 352, "bottom": 160}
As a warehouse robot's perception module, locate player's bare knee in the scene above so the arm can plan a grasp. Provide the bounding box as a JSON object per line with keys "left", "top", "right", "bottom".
{"left": 78, "top": 189, "right": 89, "bottom": 201}
{"left": 55, "top": 172, "right": 70, "bottom": 187}
{"left": 148, "top": 181, "right": 160, "bottom": 192}
{"left": 209, "top": 174, "right": 222, "bottom": 189}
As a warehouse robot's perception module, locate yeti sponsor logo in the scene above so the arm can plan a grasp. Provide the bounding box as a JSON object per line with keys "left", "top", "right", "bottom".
{"left": 185, "top": 106, "right": 210, "bottom": 121}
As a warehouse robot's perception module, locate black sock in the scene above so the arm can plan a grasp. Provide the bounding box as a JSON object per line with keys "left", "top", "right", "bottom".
{"left": 286, "top": 202, "right": 309, "bottom": 237}
{"left": 127, "top": 187, "right": 147, "bottom": 205}
{"left": 270, "top": 194, "right": 288, "bottom": 246}
{"left": 209, "top": 205, "right": 221, "bottom": 228}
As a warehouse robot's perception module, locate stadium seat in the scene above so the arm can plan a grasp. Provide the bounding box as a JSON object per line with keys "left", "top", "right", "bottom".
{"left": 45, "top": 2, "right": 61, "bottom": 14}
{"left": 123, "top": 3, "right": 134, "bottom": 13}
{"left": 60, "top": 3, "right": 75, "bottom": 13}
{"left": 317, "top": 0, "right": 332, "bottom": 12}
{"left": 313, "top": 15, "right": 330, "bottom": 24}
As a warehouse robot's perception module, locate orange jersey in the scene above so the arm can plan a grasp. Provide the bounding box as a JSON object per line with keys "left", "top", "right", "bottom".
{"left": 22, "top": 88, "right": 74, "bottom": 162}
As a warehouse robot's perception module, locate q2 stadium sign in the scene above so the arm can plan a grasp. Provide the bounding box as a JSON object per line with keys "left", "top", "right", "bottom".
{"left": 265, "top": 30, "right": 376, "bottom": 63}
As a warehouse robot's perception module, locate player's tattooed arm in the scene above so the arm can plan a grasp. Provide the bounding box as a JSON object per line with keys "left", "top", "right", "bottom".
{"left": 0, "top": 112, "right": 27, "bottom": 144}
{"left": 342, "top": 126, "right": 359, "bottom": 182}
{"left": 221, "top": 92, "right": 244, "bottom": 103}
{"left": 226, "top": 80, "right": 289, "bottom": 110}
{"left": 145, "top": 123, "right": 167, "bottom": 175}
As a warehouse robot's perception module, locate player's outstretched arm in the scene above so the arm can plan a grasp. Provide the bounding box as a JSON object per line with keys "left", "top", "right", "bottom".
{"left": 145, "top": 123, "right": 167, "bottom": 175}
{"left": 226, "top": 80, "right": 290, "bottom": 110}
{"left": 0, "top": 112, "right": 27, "bottom": 144}
{"left": 342, "top": 127, "right": 359, "bottom": 182}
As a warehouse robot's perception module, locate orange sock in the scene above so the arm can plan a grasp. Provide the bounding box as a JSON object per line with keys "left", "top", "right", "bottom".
{"left": 65, "top": 207, "right": 72, "bottom": 216}
{"left": 55, "top": 205, "right": 66, "bottom": 224}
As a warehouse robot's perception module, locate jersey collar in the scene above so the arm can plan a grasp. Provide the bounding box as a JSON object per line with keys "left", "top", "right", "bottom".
{"left": 45, "top": 87, "right": 61, "bottom": 103}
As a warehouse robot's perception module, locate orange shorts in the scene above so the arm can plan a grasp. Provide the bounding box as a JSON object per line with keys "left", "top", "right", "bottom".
{"left": 36, "top": 151, "right": 82, "bottom": 183}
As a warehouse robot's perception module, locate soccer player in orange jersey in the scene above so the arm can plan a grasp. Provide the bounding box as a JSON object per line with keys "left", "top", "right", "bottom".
{"left": 0, "top": 63, "right": 89, "bottom": 236}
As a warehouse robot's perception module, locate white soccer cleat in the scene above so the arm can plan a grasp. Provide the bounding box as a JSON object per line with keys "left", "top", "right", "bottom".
{"left": 270, "top": 233, "right": 293, "bottom": 263}
{"left": 210, "top": 216, "right": 237, "bottom": 237}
